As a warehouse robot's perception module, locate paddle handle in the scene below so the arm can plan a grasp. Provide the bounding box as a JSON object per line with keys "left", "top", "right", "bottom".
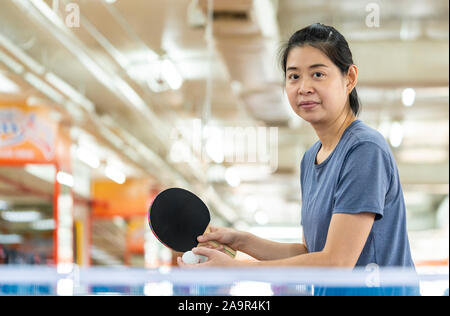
{"left": 198, "top": 226, "right": 237, "bottom": 258}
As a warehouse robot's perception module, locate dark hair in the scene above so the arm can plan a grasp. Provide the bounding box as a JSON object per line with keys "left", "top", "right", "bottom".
{"left": 279, "top": 23, "right": 361, "bottom": 117}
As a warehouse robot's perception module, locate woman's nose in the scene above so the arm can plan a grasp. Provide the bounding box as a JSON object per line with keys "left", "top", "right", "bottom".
{"left": 298, "top": 79, "right": 314, "bottom": 95}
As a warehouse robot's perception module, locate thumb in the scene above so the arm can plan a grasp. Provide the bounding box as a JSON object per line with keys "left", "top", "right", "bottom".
{"left": 198, "top": 231, "right": 222, "bottom": 243}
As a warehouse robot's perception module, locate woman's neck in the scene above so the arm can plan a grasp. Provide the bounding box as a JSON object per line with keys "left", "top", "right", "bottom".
{"left": 313, "top": 108, "right": 356, "bottom": 152}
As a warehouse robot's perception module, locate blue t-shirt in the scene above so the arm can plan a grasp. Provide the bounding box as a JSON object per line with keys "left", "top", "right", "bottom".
{"left": 300, "top": 120, "right": 419, "bottom": 296}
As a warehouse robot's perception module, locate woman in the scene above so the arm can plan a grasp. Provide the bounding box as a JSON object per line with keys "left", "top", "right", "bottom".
{"left": 178, "top": 23, "right": 419, "bottom": 296}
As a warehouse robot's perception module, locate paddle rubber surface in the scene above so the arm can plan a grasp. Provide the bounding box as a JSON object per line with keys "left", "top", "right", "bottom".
{"left": 149, "top": 187, "right": 210, "bottom": 253}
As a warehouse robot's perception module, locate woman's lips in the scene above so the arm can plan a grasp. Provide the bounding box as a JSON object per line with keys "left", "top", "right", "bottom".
{"left": 298, "top": 101, "right": 320, "bottom": 109}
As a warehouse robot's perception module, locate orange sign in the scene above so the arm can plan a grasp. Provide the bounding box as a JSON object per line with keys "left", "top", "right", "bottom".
{"left": 92, "top": 178, "right": 156, "bottom": 218}
{"left": 0, "top": 104, "right": 57, "bottom": 164}
{"left": 126, "top": 217, "right": 146, "bottom": 254}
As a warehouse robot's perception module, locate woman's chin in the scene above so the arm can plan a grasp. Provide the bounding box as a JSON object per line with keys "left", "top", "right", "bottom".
{"left": 297, "top": 112, "right": 324, "bottom": 125}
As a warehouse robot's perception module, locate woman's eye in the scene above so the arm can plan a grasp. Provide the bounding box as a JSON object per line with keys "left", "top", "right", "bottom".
{"left": 313, "top": 72, "right": 324, "bottom": 78}
{"left": 288, "top": 74, "right": 299, "bottom": 80}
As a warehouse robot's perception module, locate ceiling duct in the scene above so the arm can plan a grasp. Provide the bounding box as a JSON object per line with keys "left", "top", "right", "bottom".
{"left": 196, "top": 0, "right": 288, "bottom": 125}
{"left": 197, "top": 0, "right": 258, "bottom": 36}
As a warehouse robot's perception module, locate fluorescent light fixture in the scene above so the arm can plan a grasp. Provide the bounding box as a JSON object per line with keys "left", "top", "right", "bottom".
{"left": 206, "top": 137, "right": 225, "bottom": 164}
{"left": 24, "top": 72, "right": 66, "bottom": 104}
{"left": 76, "top": 146, "right": 100, "bottom": 169}
{"left": 31, "top": 219, "right": 55, "bottom": 230}
{"left": 402, "top": 88, "right": 416, "bottom": 107}
{"left": 127, "top": 62, "right": 154, "bottom": 82}
{"left": 126, "top": 52, "right": 160, "bottom": 83}
{"left": 389, "top": 122, "right": 404, "bottom": 148}
{"left": 0, "top": 32, "right": 45, "bottom": 74}
{"left": 187, "top": 0, "right": 206, "bottom": 28}
{"left": 253, "top": 0, "right": 279, "bottom": 38}
{"left": 0, "top": 50, "right": 24, "bottom": 74}
{"left": 25, "top": 164, "right": 56, "bottom": 183}
{"left": 113, "top": 76, "right": 148, "bottom": 112}
{"left": 0, "top": 234, "right": 23, "bottom": 244}
{"left": 45, "top": 72, "right": 94, "bottom": 112}
{"left": 28, "top": 0, "right": 67, "bottom": 30}
{"left": 105, "top": 165, "right": 126, "bottom": 184}
{"left": 56, "top": 171, "right": 74, "bottom": 187}
{"left": 98, "top": 125, "right": 124, "bottom": 148}
{"left": 0, "top": 73, "right": 20, "bottom": 94}
{"left": 161, "top": 59, "right": 183, "bottom": 90}
{"left": 225, "top": 167, "right": 240, "bottom": 187}
{"left": 1, "top": 210, "right": 41, "bottom": 222}
{"left": 90, "top": 245, "right": 122, "bottom": 266}
{"left": 0, "top": 200, "right": 9, "bottom": 210}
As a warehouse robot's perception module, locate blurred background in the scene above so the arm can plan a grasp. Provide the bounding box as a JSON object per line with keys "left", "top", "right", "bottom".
{"left": 0, "top": 0, "right": 448, "bottom": 279}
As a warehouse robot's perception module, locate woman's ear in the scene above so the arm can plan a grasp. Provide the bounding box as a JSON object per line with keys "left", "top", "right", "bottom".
{"left": 346, "top": 64, "right": 358, "bottom": 94}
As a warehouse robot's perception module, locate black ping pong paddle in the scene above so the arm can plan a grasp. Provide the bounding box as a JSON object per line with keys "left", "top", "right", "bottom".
{"left": 148, "top": 187, "right": 236, "bottom": 257}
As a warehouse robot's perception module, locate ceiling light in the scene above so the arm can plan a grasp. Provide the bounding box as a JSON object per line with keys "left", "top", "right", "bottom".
{"left": 0, "top": 234, "right": 23, "bottom": 244}
{"left": 105, "top": 165, "right": 126, "bottom": 184}
{"left": 225, "top": 167, "right": 240, "bottom": 187}
{"left": 206, "top": 137, "right": 225, "bottom": 164}
{"left": 402, "top": 88, "right": 416, "bottom": 107}
{"left": 45, "top": 72, "right": 94, "bottom": 112}
{"left": 187, "top": 0, "right": 206, "bottom": 28}
{"left": 31, "top": 219, "right": 55, "bottom": 230}
{"left": 0, "top": 73, "right": 20, "bottom": 94}
{"left": 56, "top": 171, "right": 74, "bottom": 187}
{"left": 0, "top": 200, "right": 8, "bottom": 210}
{"left": 0, "top": 50, "right": 24, "bottom": 74}
{"left": 389, "top": 122, "right": 404, "bottom": 148}
{"left": 0, "top": 32, "right": 45, "bottom": 74}
{"left": 161, "top": 59, "right": 183, "bottom": 90}
{"left": 25, "top": 164, "right": 56, "bottom": 183}
{"left": 76, "top": 146, "right": 100, "bottom": 169}
{"left": 24, "top": 72, "right": 65, "bottom": 104}
{"left": 1, "top": 210, "right": 41, "bottom": 222}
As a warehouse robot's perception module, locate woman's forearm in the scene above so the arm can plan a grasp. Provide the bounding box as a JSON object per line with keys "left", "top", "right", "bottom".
{"left": 236, "top": 250, "right": 349, "bottom": 268}
{"left": 238, "top": 232, "right": 308, "bottom": 261}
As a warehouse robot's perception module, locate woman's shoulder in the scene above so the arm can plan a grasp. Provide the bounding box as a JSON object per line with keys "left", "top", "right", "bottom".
{"left": 345, "top": 120, "right": 392, "bottom": 156}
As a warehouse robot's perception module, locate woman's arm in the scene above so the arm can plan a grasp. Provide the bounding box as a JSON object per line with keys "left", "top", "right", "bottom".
{"left": 239, "top": 232, "right": 308, "bottom": 260}
{"left": 198, "top": 226, "right": 308, "bottom": 260}
{"left": 247, "top": 212, "right": 375, "bottom": 267}
{"left": 191, "top": 212, "right": 375, "bottom": 267}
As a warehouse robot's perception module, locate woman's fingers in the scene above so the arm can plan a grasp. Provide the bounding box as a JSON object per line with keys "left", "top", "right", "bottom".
{"left": 197, "top": 232, "right": 221, "bottom": 243}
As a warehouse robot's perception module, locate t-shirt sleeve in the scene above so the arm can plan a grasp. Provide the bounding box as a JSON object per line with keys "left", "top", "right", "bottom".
{"left": 332, "top": 142, "right": 392, "bottom": 220}
{"left": 300, "top": 154, "right": 306, "bottom": 226}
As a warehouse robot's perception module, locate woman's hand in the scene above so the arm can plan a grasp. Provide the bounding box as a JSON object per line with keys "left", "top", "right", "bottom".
{"left": 197, "top": 226, "right": 246, "bottom": 253}
{"left": 177, "top": 247, "right": 244, "bottom": 267}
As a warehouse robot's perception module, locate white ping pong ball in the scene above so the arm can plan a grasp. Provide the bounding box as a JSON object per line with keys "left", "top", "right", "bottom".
{"left": 182, "top": 251, "right": 199, "bottom": 264}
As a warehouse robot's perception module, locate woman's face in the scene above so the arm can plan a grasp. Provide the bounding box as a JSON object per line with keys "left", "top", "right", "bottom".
{"left": 285, "top": 45, "right": 354, "bottom": 125}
